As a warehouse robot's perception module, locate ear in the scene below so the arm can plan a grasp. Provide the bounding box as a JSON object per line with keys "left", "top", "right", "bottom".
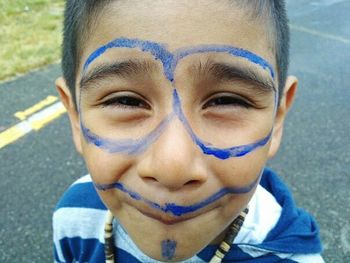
{"left": 55, "top": 77, "right": 83, "bottom": 155}
{"left": 268, "top": 76, "right": 298, "bottom": 158}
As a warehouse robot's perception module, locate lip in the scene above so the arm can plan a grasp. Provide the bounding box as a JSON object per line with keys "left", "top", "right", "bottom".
{"left": 110, "top": 178, "right": 259, "bottom": 224}
{"left": 128, "top": 199, "right": 220, "bottom": 226}
{"left": 139, "top": 209, "right": 189, "bottom": 225}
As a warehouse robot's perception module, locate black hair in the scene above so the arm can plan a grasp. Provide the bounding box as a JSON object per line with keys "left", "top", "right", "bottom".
{"left": 62, "top": 0, "right": 112, "bottom": 104}
{"left": 235, "top": 1, "right": 290, "bottom": 101}
{"left": 62, "top": 0, "right": 289, "bottom": 105}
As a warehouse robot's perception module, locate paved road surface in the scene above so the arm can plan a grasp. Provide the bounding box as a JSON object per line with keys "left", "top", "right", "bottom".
{"left": 1, "top": 0, "right": 349, "bottom": 262}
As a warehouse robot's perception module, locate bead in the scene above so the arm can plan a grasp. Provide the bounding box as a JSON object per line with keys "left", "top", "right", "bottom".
{"left": 209, "top": 255, "right": 223, "bottom": 263}
{"left": 104, "top": 211, "right": 115, "bottom": 263}
{"left": 215, "top": 250, "right": 225, "bottom": 259}
{"left": 219, "top": 241, "right": 230, "bottom": 252}
{"left": 209, "top": 208, "right": 249, "bottom": 263}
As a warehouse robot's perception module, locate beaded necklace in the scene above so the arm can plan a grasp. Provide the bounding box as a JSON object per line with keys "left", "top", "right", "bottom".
{"left": 104, "top": 208, "right": 248, "bottom": 263}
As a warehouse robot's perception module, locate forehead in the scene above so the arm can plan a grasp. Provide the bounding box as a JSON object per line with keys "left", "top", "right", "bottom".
{"left": 78, "top": 0, "right": 275, "bottom": 75}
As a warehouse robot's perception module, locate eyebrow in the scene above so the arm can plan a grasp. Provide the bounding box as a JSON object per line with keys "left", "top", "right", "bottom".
{"left": 80, "top": 59, "right": 157, "bottom": 91}
{"left": 196, "top": 61, "right": 276, "bottom": 93}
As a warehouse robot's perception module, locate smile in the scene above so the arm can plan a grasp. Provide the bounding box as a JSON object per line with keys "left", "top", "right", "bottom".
{"left": 94, "top": 175, "right": 259, "bottom": 217}
{"left": 134, "top": 205, "right": 215, "bottom": 225}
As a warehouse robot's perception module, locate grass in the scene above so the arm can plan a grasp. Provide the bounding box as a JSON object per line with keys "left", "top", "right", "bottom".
{"left": 0, "top": 0, "right": 64, "bottom": 81}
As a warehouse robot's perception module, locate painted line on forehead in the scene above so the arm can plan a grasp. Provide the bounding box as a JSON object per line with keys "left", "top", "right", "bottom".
{"left": 83, "top": 37, "right": 275, "bottom": 83}
{"left": 83, "top": 37, "right": 174, "bottom": 80}
{"left": 172, "top": 90, "right": 272, "bottom": 159}
{"left": 94, "top": 176, "right": 259, "bottom": 217}
{"left": 172, "top": 45, "right": 275, "bottom": 80}
{"left": 80, "top": 113, "right": 175, "bottom": 154}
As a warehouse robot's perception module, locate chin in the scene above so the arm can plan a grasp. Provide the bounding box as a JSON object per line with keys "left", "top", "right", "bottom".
{"left": 115, "top": 202, "right": 233, "bottom": 262}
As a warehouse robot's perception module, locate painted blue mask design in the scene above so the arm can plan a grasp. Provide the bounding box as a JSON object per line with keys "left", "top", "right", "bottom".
{"left": 80, "top": 38, "right": 274, "bottom": 218}
{"left": 80, "top": 37, "right": 277, "bottom": 160}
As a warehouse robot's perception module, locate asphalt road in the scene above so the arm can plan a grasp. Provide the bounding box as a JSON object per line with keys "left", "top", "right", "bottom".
{"left": 1, "top": 0, "right": 349, "bottom": 262}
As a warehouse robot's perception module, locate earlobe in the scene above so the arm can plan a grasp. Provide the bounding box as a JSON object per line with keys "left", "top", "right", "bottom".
{"left": 268, "top": 76, "right": 298, "bottom": 158}
{"left": 55, "top": 77, "right": 83, "bottom": 155}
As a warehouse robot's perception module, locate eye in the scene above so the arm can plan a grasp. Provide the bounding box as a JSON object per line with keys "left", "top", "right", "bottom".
{"left": 101, "top": 95, "right": 150, "bottom": 109}
{"left": 203, "top": 95, "right": 252, "bottom": 109}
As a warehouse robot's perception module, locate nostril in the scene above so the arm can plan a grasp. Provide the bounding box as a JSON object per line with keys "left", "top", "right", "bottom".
{"left": 184, "top": 179, "right": 202, "bottom": 187}
{"left": 142, "top": 176, "right": 203, "bottom": 189}
{"left": 142, "top": 176, "right": 158, "bottom": 183}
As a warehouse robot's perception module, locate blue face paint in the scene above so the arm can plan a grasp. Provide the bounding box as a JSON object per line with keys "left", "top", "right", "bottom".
{"left": 83, "top": 37, "right": 275, "bottom": 83}
{"left": 172, "top": 45, "right": 275, "bottom": 79}
{"left": 80, "top": 37, "right": 276, "bottom": 159}
{"left": 161, "top": 240, "right": 177, "bottom": 260}
{"left": 172, "top": 89, "right": 272, "bottom": 159}
{"left": 83, "top": 38, "right": 175, "bottom": 81}
{"left": 80, "top": 113, "right": 175, "bottom": 154}
{"left": 81, "top": 88, "right": 272, "bottom": 159}
{"left": 94, "top": 175, "right": 259, "bottom": 217}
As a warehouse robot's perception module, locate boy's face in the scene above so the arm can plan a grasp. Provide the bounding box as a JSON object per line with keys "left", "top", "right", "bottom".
{"left": 58, "top": 0, "right": 296, "bottom": 261}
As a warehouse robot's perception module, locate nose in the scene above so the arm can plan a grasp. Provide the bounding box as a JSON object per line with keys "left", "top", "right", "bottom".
{"left": 137, "top": 117, "right": 208, "bottom": 191}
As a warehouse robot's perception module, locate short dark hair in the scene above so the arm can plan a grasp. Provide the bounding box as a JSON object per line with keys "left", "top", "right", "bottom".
{"left": 62, "top": 0, "right": 112, "bottom": 105}
{"left": 235, "top": 1, "right": 290, "bottom": 102}
{"left": 62, "top": 0, "right": 289, "bottom": 106}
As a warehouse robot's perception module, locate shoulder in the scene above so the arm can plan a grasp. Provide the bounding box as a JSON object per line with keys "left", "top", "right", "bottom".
{"left": 231, "top": 168, "right": 324, "bottom": 262}
{"left": 53, "top": 174, "right": 107, "bottom": 233}
{"left": 55, "top": 174, "right": 106, "bottom": 210}
{"left": 53, "top": 175, "right": 107, "bottom": 262}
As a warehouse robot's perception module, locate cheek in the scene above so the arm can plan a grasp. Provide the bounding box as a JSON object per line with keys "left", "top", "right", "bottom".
{"left": 98, "top": 189, "right": 124, "bottom": 212}
{"left": 82, "top": 143, "right": 134, "bottom": 184}
{"left": 81, "top": 144, "right": 136, "bottom": 212}
{"left": 211, "top": 145, "right": 270, "bottom": 187}
{"left": 222, "top": 190, "right": 255, "bottom": 220}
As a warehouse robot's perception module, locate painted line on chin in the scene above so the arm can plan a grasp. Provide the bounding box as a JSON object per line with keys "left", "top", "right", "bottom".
{"left": 161, "top": 239, "right": 177, "bottom": 260}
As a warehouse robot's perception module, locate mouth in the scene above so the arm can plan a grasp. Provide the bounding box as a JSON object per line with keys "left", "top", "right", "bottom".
{"left": 96, "top": 176, "right": 259, "bottom": 217}
{"left": 134, "top": 202, "right": 220, "bottom": 225}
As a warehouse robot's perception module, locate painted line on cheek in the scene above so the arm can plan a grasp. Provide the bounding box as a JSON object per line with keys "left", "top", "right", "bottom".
{"left": 94, "top": 176, "right": 259, "bottom": 217}
{"left": 161, "top": 240, "right": 177, "bottom": 260}
{"left": 82, "top": 38, "right": 276, "bottom": 158}
{"left": 81, "top": 88, "right": 272, "bottom": 158}
{"left": 80, "top": 113, "right": 175, "bottom": 154}
{"left": 172, "top": 89, "right": 272, "bottom": 159}
{"left": 194, "top": 131, "right": 272, "bottom": 159}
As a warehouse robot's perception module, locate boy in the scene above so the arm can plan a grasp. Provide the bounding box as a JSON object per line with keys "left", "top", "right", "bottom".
{"left": 53, "top": 0, "right": 324, "bottom": 262}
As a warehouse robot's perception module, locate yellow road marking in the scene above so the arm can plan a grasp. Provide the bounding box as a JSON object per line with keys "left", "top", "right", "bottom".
{"left": 0, "top": 122, "right": 32, "bottom": 149}
{"left": 14, "top": 95, "right": 58, "bottom": 120}
{"left": 29, "top": 102, "right": 66, "bottom": 131}
{"left": 290, "top": 24, "right": 350, "bottom": 45}
{"left": 0, "top": 102, "right": 66, "bottom": 149}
